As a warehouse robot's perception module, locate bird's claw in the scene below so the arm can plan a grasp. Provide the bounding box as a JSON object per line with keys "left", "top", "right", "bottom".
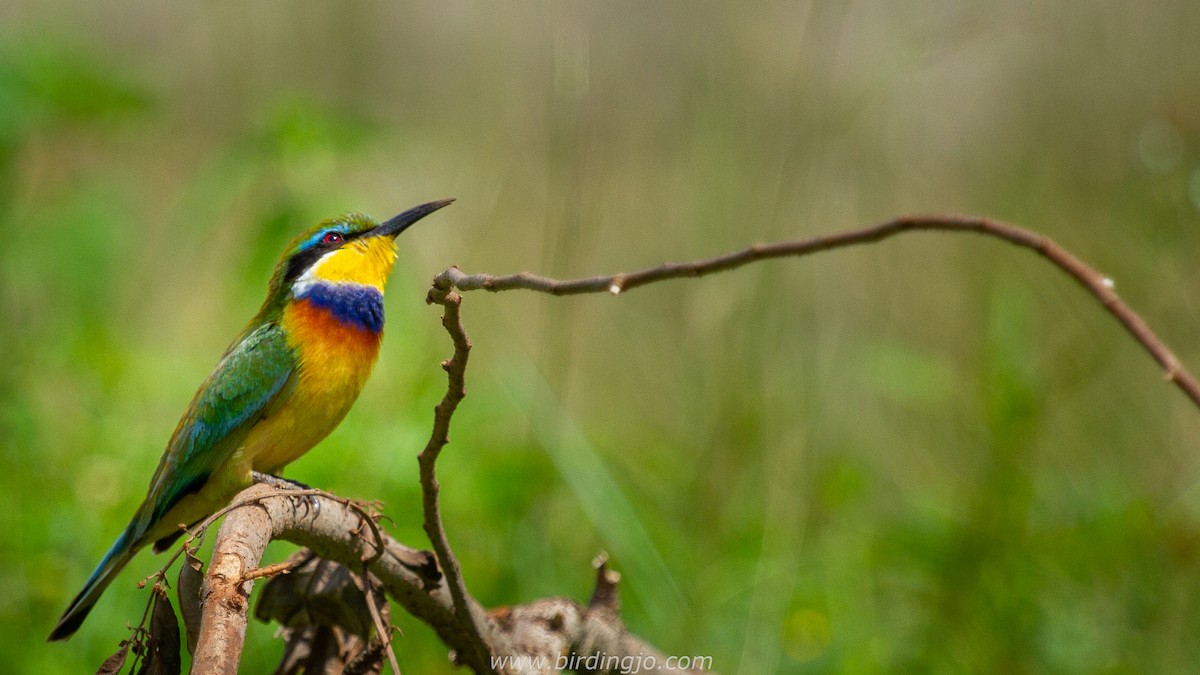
{"left": 251, "top": 471, "right": 321, "bottom": 517}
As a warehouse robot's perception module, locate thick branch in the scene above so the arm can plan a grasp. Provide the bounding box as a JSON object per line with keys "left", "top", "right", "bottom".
{"left": 431, "top": 214, "right": 1200, "bottom": 410}
{"left": 191, "top": 485, "right": 697, "bottom": 673}
{"left": 191, "top": 485, "right": 466, "bottom": 673}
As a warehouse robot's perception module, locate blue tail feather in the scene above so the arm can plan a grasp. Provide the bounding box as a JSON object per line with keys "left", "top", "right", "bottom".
{"left": 47, "top": 523, "right": 139, "bottom": 641}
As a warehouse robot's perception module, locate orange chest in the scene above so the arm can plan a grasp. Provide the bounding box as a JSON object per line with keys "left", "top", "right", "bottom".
{"left": 228, "top": 297, "right": 385, "bottom": 474}
{"left": 281, "top": 296, "right": 383, "bottom": 405}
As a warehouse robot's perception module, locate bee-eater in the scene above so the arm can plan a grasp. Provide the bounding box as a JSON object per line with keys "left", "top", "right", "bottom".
{"left": 48, "top": 199, "right": 453, "bottom": 641}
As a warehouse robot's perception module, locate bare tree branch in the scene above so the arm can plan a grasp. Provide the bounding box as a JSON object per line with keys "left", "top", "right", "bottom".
{"left": 190, "top": 485, "right": 703, "bottom": 673}
{"left": 418, "top": 286, "right": 496, "bottom": 671}
{"left": 189, "top": 485, "right": 454, "bottom": 672}
{"left": 431, "top": 214, "right": 1200, "bottom": 410}
{"left": 190, "top": 213, "right": 1183, "bottom": 673}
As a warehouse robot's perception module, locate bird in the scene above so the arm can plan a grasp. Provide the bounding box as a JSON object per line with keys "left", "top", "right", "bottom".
{"left": 48, "top": 198, "right": 453, "bottom": 641}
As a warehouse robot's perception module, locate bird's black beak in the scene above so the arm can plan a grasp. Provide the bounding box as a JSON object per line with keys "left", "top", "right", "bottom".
{"left": 372, "top": 198, "right": 455, "bottom": 238}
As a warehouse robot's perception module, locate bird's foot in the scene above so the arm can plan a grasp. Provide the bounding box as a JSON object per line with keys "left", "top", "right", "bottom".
{"left": 252, "top": 471, "right": 312, "bottom": 490}
{"left": 252, "top": 471, "right": 321, "bottom": 517}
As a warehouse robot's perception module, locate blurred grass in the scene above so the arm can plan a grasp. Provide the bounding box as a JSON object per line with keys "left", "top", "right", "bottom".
{"left": 3, "top": 2, "right": 1200, "bottom": 673}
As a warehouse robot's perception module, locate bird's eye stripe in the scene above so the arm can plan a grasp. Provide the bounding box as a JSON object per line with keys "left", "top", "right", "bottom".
{"left": 301, "top": 229, "right": 349, "bottom": 251}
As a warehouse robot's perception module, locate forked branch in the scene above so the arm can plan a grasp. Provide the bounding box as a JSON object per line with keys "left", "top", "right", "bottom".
{"left": 189, "top": 486, "right": 703, "bottom": 673}
{"left": 184, "top": 213, "right": 1194, "bottom": 674}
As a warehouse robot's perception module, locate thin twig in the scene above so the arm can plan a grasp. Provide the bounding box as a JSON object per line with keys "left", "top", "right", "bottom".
{"left": 432, "top": 214, "right": 1200, "bottom": 411}
{"left": 419, "top": 286, "right": 496, "bottom": 672}
{"left": 361, "top": 561, "right": 402, "bottom": 675}
{"left": 120, "top": 582, "right": 160, "bottom": 673}
{"left": 239, "top": 558, "right": 303, "bottom": 583}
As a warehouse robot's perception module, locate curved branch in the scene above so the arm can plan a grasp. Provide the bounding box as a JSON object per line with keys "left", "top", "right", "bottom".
{"left": 419, "top": 287, "right": 494, "bottom": 671}
{"left": 431, "top": 214, "right": 1200, "bottom": 410}
{"left": 190, "top": 485, "right": 699, "bottom": 674}
{"left": 191, "top": 485, "right": 455, "bottom": 673}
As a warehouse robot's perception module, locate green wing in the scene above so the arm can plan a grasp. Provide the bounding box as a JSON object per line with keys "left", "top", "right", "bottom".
{"left": 134, "top": 322, "right": 295, "bottom": 537}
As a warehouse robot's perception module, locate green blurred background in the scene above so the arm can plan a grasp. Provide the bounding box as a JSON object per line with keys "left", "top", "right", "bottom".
{"left": 3, "top": 2, "right": 1200, "bottom": 673}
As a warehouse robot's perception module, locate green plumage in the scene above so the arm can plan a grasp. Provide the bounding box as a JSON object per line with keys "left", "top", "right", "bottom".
{"left": 144, "top": 323, "right": 296, "bottom": 540}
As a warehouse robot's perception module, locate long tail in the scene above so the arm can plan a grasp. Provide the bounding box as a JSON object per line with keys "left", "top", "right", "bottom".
{"left": 48, "top": 522, "right": 139, "bottom": 641}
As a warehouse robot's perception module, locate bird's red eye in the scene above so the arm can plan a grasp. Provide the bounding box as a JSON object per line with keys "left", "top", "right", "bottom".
{"left": 322, "top": 232, "right": 343, "bottom": 245}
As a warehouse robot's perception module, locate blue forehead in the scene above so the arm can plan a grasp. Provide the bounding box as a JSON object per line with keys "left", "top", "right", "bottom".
{"left": 300, "top": 222, "right": 353, "bottom": 251}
